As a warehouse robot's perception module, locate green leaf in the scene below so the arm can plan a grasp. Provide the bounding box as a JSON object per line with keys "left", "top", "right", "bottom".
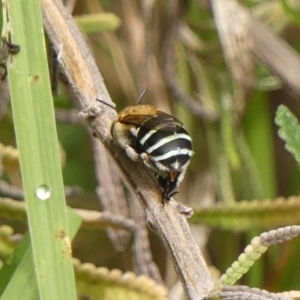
{"left": 75, "top": 13, "right": 121, "bottom": 34}
{"left": 280, "top": 0, "right": 300, "bottom": 27}
{"left": 243, "top": 92, "right": 276, "bottom": 199}
{"left": 275, "top": 104, "right": 300, "bottom": 164}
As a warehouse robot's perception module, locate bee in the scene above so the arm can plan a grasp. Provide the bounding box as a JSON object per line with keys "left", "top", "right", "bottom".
{"left": 110, "top": 100, "right": 194, "bottom": 200}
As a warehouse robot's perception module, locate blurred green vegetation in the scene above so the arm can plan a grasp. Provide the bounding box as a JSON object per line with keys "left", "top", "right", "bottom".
{"left": 1, "top": 0, "right": 300, "bottom": 298}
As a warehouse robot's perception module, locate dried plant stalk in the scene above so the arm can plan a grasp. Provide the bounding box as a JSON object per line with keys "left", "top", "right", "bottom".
{"left": 93, "top": 138, "right": 131, "bottom": 252}
{"left": 251, "top": 18, "right": 300, "bottom": 98}
{"left": 131, "top": 200, "right": 164, "bottom": 284}
{"left": 211, "top": 0, "right": 254, "bottom": 115}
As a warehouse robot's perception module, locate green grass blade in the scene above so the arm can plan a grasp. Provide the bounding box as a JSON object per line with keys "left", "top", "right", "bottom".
{"left": 0, "top": 235, "right": 38, "bottom": 300}
{"left": 2, "top": 0, "right": 79, "bottom": 298}
{"left": 0, "top": 210, "right": 82, "bottom": 300}
{"left": 243, "top": 92, "right": 276, "bottom": 198}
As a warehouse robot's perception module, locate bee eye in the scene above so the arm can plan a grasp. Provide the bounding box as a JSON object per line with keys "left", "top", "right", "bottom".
{"left": 111, "top": 105, "right": 193, "bottom": 201}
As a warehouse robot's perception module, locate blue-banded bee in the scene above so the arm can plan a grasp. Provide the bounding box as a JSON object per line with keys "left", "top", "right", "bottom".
{"left": 111, "top": 103, "right": 194, "bottom": 200}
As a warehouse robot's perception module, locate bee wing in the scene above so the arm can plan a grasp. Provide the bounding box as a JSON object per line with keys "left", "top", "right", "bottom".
{"left": 156, "top": 111, "right": 183, "bottom": 131}
{"left": 120, "top": 111, "right": 183, "bottom": 132}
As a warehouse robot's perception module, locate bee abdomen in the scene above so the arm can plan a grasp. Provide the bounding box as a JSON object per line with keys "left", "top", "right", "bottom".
{"left": 137, "top": 124, "right": 193, "bottom": 171}
{"left": 146, "top": 133, "right": 191, "bottom": 154}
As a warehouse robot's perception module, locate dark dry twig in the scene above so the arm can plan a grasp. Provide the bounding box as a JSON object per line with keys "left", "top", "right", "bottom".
{"left": 210, "top": 285, "right": 291, "bottom": 300}
{"left": 74, "top": 209, "right": 137, "bottom": 232}
{"left": 131, "top": 199, "right": 164, "bottom": 284}
{"left": 93, "top": 138, "right": 131, "bottom": 253}
{"left": 0, "top": 179, "right": 23, "bottom": 199}
{"left": 55, "top": 108, "right": 81, "bottom": 124}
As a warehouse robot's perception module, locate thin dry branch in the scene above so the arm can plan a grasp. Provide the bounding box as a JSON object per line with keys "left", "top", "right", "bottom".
{"left": 211, "top": 0, "right": 254, "bottom": 115}
{"left": 93, "top": 138, "right": 131, "bottom": 253}
{"left": 252, "top": 18, "right": 300, "bottom": 99}
{"left": 131, "top": 199, "right": 164, "bottom": 284}
{"left": 0, "top": 197, "right": 136, "bottom": 231}
{"left": 41, "top": 0, "right": 213, "bottom": 298}
{"left": 211, "top": 285, "right": 292, "bottom": 300}
{"left": 211, "top": 0, "right": 300, "bottom": 100}
{"left": 55, "top": 108, "right": 81, "bottom": 124}
{"left": 0, "top": 179, "right": 24, "bottom": 199}
{"left": 74, "top": 209, "right": 137, "bottom": 231}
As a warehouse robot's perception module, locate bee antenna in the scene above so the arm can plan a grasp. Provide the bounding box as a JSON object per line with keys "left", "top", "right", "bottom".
{"left": 96, "top": 98, "right": 116, "bottom": 109}
{"left": 137, "top": 89, "right": 148, "bottom": 104}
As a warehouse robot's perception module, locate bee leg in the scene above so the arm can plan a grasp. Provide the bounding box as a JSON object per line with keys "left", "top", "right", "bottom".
{"left": 129, "top": 127, "right": 138, "bottom": 137}
{"left": 124, "top": 145, "right": 140, "bottom": 161}
{"left": 140, "top": 153, "right": 159, "bottom": 173}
